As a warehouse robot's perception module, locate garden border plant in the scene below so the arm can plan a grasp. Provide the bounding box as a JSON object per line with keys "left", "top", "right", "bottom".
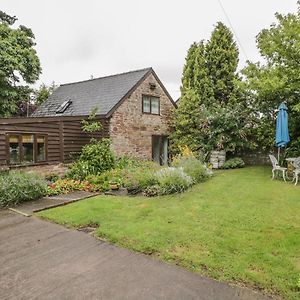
{"left": 49, "top": 145, "right": 212, "bottom": 197}
{"left": 221, "top": 157, "right": 245, "bottom": 169}
{"left": 0, "top": 171, "right": 47, "bottom": 207}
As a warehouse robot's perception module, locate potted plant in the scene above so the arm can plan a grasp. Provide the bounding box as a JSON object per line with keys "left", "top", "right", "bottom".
{"left": 109, "top": 178, "right": 121, "bottom": 190}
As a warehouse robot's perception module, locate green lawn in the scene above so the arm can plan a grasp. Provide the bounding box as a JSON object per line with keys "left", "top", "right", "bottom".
{"left": 38, "top": 166, "right": 300, "bottom": 299}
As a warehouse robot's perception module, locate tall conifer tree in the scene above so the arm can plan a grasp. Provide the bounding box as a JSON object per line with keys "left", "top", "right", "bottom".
{"left": 172, "top": 23, "right": 248, "bottom": 155}
{"left": 206, "top": 22, "right": 239, "bottom": 105}
{"left": 180, "top": 42, "right": 198, "bottom": 95}
{"left": 172, "top": 41, "right": 214, "bottom": 152}
{"left": 193, "top": 41, "right": 214, "bottom": 107}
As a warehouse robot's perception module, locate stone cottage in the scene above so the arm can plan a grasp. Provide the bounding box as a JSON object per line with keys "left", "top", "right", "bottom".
{"left": 0, "top": 67, "right": 176, "bottom": 170}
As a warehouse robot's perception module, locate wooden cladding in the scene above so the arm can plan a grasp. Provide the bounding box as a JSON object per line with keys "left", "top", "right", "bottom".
{"left": 62, "top": 119, "right": 109, "bottom": 163}
{"left": 0, "top": 116, "right": 109, "bottom": 166}
{"left": 0, "top": 120, "right": 59, "bottom": 166}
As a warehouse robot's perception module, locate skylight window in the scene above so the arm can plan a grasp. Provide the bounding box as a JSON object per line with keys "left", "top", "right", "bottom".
{"left": 56, "top": 100, "right": 72, "bottom": 113}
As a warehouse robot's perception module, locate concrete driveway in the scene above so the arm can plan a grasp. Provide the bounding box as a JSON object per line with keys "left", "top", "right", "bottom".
{"left": 0, "top": 210, "right": 270, "bottom": 300}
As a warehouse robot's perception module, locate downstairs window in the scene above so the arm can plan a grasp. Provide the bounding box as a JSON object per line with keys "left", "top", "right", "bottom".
{"left": 7, "top": 134, "right": 47, "bottom": 165}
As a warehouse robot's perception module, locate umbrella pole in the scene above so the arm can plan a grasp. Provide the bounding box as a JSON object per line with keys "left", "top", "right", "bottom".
{"left": 278, "top": 147, "right": 280, "bottom": 163}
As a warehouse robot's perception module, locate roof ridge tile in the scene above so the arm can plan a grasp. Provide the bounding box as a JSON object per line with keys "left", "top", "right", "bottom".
{"left": 60, "top": 67, "right": 152, "bottom": 87}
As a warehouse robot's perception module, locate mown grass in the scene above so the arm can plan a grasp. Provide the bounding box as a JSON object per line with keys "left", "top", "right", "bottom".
{"left": 38, "top": 166, "right": 300, "bottom": 299}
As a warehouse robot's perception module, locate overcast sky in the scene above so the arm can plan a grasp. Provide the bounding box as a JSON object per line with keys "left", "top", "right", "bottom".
{"left": 2, "top": 0, "right": 298, "bottom": 99}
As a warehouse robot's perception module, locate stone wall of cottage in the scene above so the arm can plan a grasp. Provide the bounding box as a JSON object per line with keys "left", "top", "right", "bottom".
{"left": 109, "top": 73, "right": 175, "bottom": 160}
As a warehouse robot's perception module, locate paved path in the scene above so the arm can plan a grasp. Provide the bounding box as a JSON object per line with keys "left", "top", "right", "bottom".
{"left": 9, "top": 191, "right": 99, "bottom": 216}
{"left": 0, "top": 210, "right": 271, "bottom": 300}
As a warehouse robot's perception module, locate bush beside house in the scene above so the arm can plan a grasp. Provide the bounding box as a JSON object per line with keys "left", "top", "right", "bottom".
{"left": 66, "top": 138, "right": 115, "bottom": 180}
{"left": 0, "top": 172, "right": 47, "bottom": 208}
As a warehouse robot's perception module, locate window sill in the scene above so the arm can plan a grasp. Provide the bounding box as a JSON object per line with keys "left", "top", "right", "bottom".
{"left": 142, "top": 113, "right": 161, "bottom": 116}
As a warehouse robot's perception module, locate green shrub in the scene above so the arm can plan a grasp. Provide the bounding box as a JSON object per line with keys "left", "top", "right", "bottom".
{"left": 45, "top": 173, "right": 60, "bottom": 183}
{"left": 115, "top": 156, "right": 141, "bottom": 170}
{"left": 285, "top": 137, "right": 300, "bottom": 159}
{"left": 119, "top": 163, "right": 159, "bottom": 194}
{"left": 172, "top": 156, "right": 211, "bottom": 183}
{"left": 143, "top": 184, "right": 160, "bottom": 197}
{"left": 66, "top": 161, "right": 92, "bottom": 180}
{"left": 155, "top": 167, "right": 193, "bottom": 195}
{"left": 85, "top": 174, "right": 110, "bottom": 192}
{"left": 67, "top": 138, "right": 115, "bottom": 179}
{"left": 222, "top": 157, "right": 245, "bottom": 169}
{"left": 0, "top": 172, "right": 47, "bottom": 207}
{"left": 86, "top": 161, "right": 159, "bottom": 194}
{"left": 124, "top": 170, "right": 158, "bottom": 194}
{"left": 86, "top": 169, "right": 125, "bottom": 191}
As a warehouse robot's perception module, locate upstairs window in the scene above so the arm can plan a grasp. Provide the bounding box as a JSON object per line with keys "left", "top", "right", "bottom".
{"left": 7, "top": 134, "right": 47, "bottom": 165}
{"left": 142, "top": 96, "right": 160, "bottom": 115}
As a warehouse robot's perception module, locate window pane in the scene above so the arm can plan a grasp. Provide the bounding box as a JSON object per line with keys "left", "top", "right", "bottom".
{"left": 162, "top": 137, "right": 168, "bottom": 165}
{"left": 9, "top": 135, "right": 20, "bottom": 164}
{"left": 37, "top": 136, "right": 46, "bottom": 162}
{"left": 22, "top": 135, "right": 34, "bottom": 163}
{"left": 151, "top": 98, "right": 159, "bottom": 114}
{"left": 143, "top": 97, "right": 151, "bottom": 113}
{"left": 152, "top": 136, "right": 160, "bottom": 164}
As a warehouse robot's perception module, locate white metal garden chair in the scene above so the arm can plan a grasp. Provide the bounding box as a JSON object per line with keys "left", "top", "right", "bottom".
{"left": 269, "top": 154, "right": 287, "bottom": 182}
{"left": 292, "top": 157, "right": 300, "bottom": 186}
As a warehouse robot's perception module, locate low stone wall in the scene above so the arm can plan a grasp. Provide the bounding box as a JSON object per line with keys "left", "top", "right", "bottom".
{"left": 0, "top": 166, "right": 9, "bottom": 172}
{"left": 234, "top": 150, "right": 272, "bottom": 166}
{"left": 9, "top": 163, "right": 68, "bottom": 178}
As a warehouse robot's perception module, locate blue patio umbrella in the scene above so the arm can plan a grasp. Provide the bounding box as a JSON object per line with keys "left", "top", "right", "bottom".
{"left": 275, "top": 102, "right": 290, "bottom": 160}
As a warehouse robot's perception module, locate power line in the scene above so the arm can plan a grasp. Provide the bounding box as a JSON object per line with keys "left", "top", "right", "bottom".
{"left": 217, "top": 0, "right": 249, "bottom": 61}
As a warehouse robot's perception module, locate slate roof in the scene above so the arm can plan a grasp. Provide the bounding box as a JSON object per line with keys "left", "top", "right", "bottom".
{"left": 32, "top": 68, "right": 152, "bottom": 117}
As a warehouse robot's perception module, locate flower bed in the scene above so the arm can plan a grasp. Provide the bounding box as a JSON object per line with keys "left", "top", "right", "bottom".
{"left": 47, "top": 155, "right": 212, "bottom": 197}
{"left": 46, "top": 139, "right": 212, "bottom": 197}
{"left": 46, "top": 179, "right": 97, "bottom": 196}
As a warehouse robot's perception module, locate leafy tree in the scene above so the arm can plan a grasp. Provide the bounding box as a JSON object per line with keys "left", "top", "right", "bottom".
{"left": 12, "top": 82, "right": 57, "bottom": 117}
{"left": 81, "top": 108, "right": 102, "bottom": 134}
{"left": 203, "top": 103, "right": 253, "bottom": 152}
{"left": 0, "top": 10, "right": 41, "bottom": 117}
{"left": 206, "top": 22, "right": 239, "bottom": 105}
{"left": 13, "top": 86, "right": 34, "bottom": 117}
{"left": 243, "top": 2, "right": 300, "bottom": 152}
{"left": 33, "top": 82, "right": 57, "bottom": 105}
